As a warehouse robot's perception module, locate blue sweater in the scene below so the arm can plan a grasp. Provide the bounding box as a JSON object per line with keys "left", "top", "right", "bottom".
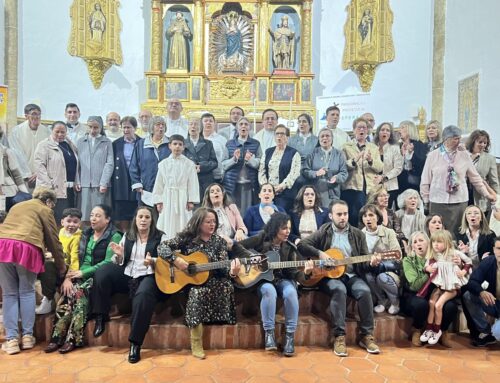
{"left": 243, "top": 204, "right": 286, "bottom": 236}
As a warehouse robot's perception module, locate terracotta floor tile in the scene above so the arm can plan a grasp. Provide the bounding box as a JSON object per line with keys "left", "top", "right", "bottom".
{"left": 413, "top": 371, "right": 451, "bottom": 383}
{"left": 177, "top": 377, "right": 215, "bottom": 383}
{"left": 280, "top": 370, "right": 318, "bottom": 383}
{"left": 213, "top": 354, "right": 250, "bottom": 369}
{"left": 88, "top": 352, "right": 126, "bottom": 367}
{"left": 245, "top": 349, "right": 282, "bottom": 362}
{"left": 347, "top": 371, "right": 385, "bottom": 383}
{"left": 151, "top": 352, "right": 189, "bottom": 367}
{"left": 279, "top": 355, "right": 313, "bottom": 369}
{"left": 0, "top": 374, "right": 6, "bottom": 382}
{"left": 184, "top": 359, "right": 218, "bottom": 376}
{"left": 145, "top": 367, "right": 184, "bottom": 382}
{"left": 479, "top": 371, "right": 500, "bottom": 382}
{"left": 38, "top": 374, "right": 76, "bottom": 383}
{"left": 403, "top": 359, "right": 439, "bottom": 372}
{"left": 27, "top": 352, "right": 65, "bottom": 366}
{"left": 107, "top": 375, "right": 147, "bottom": 383}
{"left": 341, "top": 357, "right": 377, "bottom": 371}
{"left": 464, "top": 360, "right": 500, "bottom": 373}
{"left": 311, "top": 363, "right": 349, "bottom": 378}
{"left": 114, "top": 359, "right": 155, "bottom": 374}
{"left": 247, "top": 377, "right": 283, "bottom": 383}
{"left": 0, "top": 359, "right": 27, "bottom": 373}
{"left": 245, "top": 361, "right": 283, "bottom": 376}
{"left": 6, "top": 367, "right": 49, "bottom": 382}
{"left": 376, "top": 365, "right": 415, "bottom": 380}
{"left": 77, "top": 366, "right": 115, "bottom": 382}
{"left": 50, "top": 359, "right": 88, "bottom": 374}
{"left": 439, "top": 365, "right": 481, "bottom": 380}
{"left": 212, "top": 367, "right": 249, "bottom": 383}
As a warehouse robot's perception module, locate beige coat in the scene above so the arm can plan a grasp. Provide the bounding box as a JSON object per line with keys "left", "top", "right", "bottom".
{"left": 342, "top": 140, "right": 383, "bottom": 193}
{"left": 380, "top": 143, "right": 403, "bottom": 192}
{"left": 34, "top": 137, "right": 79, "bottom": 199}
{"left": 0, "top": 144, "right": 29, "bottom": 197}
{"left": 473, "top": 152, "right": 499, "bottom": 212}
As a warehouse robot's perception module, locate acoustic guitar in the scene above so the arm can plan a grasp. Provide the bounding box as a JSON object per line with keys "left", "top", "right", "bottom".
{"left": 155, "top": 251, "right": 262, "bottom": 294}
{"left": 234, "top": 248, "right": 400, "bottom": 288}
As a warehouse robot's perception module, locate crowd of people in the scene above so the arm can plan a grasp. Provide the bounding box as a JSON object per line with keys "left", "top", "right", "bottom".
{"left": 0, "top": 99, "right": 499, "bottom": 365}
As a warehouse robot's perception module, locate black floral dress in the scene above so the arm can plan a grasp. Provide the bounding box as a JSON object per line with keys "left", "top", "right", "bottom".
{"left": 159, "top": 234, "right": 237, "bottom": 328}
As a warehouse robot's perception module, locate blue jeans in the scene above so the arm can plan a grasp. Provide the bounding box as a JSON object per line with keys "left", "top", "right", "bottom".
{"left": 364, "top": 272, "right": 400, "bottom": 306}
{"left": 0, "top": 262, "right": 37, "bottom": 339}
{"left": 463, "top": 291, "right": 500, "bottom": 333}
{"left": 258, "top": 279, "right": 299, "bottom": 333}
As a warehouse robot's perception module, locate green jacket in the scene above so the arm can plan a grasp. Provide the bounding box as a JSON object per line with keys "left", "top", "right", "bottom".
{"left": 402, "top": 254, "right": 428, "bottom": 292}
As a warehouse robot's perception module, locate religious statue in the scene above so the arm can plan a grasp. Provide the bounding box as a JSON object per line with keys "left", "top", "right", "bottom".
{"left": 166, "top": 12, "right": 192, "bottom": 70}
{"left": 269, "top": 15, "right": 295, "bottom": 70}
{"left": 89, "top": 3, "right": 106, "bottom": 45}
{"left": 209, "top": 11, "right": 253, "bottom": 75}
{"left": 358, "top": 9, "right": 374, "bottom": 47}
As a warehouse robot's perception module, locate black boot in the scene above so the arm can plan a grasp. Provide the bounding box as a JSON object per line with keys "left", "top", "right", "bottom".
{"left": 128, "top": 342, "right": 141, "bottom": 363}
{"left": 264, "top": 329, "right": 277, "bottom": 351}
{"left": 93, "top": 315, "right": 105, "bottom": 338}
{"left": 283, "top": 332, "right": 295, "bottom": 357}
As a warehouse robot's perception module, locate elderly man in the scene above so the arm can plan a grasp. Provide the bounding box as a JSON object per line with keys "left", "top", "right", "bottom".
{"left": 105, "top": 112, "right": 122, "bottom": 141}
{"left": 325, "top": 105, "right": 349, "bottom": 149}
{"left": 219, "top": 106, "right": 245, "bottom": 141}
{"left": 65, "top": 103, "right": 89, "bottom": 143}
{"left": 137, "top": 109, "right": 152, "bottom": 137}
{"left": 165, "top": 98, "right": 188, "bottom": 138}
{"left": 9, "top": 104, "right": 51, "bottom": 185}
{"left": 361, "top": 112, "right": 376, "bottom": 142}
{"left": 254, "top": 109, "right": 279, "bottom": 152}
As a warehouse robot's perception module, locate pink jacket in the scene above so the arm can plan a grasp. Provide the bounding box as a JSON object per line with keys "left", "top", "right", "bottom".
{"left": 225, "top": 204, "right": 248, "bottom": 235}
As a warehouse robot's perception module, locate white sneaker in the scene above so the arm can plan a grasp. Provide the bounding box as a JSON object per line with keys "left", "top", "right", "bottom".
{"left": 388, "top": 304, "right": 400, "bottom": 315}
{"left": 420, "top": 329, "right": 434, "bottom": 343}
{"left": 21, "top": 334, "right": 36, "bottom": 350}
{"left": 428, "top": 330, "right": 442, "bottom": 345}
{"left": 373, "top": 304, "right": 386, "bottom": 313}
{"left": 35, "top": 296, "right": 53, "bottom": 315}
{"left": 2, "top": 339, "right": 21, "bottom": 355}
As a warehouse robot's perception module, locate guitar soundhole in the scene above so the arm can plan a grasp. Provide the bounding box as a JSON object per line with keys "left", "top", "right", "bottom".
{"left": 187, "top": 263, "right": 197, "bottom": 275}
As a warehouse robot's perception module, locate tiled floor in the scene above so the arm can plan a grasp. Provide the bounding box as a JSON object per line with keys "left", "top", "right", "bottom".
{"left": 0, "top": 334, "right": 499, "bottom": 382}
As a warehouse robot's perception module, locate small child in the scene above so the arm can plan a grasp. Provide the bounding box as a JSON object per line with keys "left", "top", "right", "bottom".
{"left": 59, "top": 208, "right": 83, "bottom": 271}
{"left": 420, "top": 229, "right": 472, "bottom": 345}
{"left": 35, "top": 208, "right": 82, "bottom": 315}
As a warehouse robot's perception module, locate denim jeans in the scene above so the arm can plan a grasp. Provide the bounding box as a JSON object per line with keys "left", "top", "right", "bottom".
{"left": 463, "top": 291, "right": 500, "bottom": 333}
{"left": 0, "top": 262, "right": 37, "bottom": 339}
{"left": 258, "top": 279, "right": 299, "bottom": 333}
{"left": 364, "top": 272, "right": 400, "bottom": 306}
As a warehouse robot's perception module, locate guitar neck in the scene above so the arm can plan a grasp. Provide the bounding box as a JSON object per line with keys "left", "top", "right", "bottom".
{"left": 268, "top": 255, "right": 374, "bottom": 270}
{"left": 193, "top": 260, "right": 231, "bottom": 272}
{"left": 269, "top": 259, "right": 327, "bottom": 270}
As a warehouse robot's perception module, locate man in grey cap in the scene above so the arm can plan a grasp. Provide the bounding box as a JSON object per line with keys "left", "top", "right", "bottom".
{"left": 420, "top": 125, "right": 496, "bottom": 237}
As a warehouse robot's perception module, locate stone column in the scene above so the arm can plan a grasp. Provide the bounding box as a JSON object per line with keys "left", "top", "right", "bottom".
{"left": 192, "top": 0, "right": 204, "bottom": 73}
{"left": 257, "top": 0, "right": 270, "bottom": 74}
{"left": 151, "top": 0, "right": 163, "bottom": 72}
{"left": 301, "top": 0, "right": 312, "bottom": 74}
{"left": 432, "top": 0, "right": 446, "bottom": 122}
{"left": 5, "top": 0, "right": 18, "bottom": 131}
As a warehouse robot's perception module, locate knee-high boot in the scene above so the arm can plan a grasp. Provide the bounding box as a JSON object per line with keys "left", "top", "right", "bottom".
{"left": 190, "top": 324, "right": 206, "bottom": 359}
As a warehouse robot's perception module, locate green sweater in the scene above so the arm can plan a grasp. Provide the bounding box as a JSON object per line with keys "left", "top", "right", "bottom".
{"left": 80, "top": 232, "right": 122, "bottom": 279}
{"left": 402, "top": 254, "right": 429, "bottom": 292}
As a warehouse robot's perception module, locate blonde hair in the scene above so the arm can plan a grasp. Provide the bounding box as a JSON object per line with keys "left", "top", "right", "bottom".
{"left": 459, "top": 204, "right": 492, "bottom": 235}
{"left": 426, "top": 230, "right": 455, "bottom": 260}
{"left": 408, "top": 231, "right": 430, "bottom": 257}
{"left": 32, "top": 187, "right": 57, "bottom": 204}
{"left": 399, "top": 120, "right": 420, "bottom": 141}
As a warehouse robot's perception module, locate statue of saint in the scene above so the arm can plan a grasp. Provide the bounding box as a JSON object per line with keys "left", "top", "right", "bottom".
{"left": 225, "top": 12, "right": 242, "bottom": 59}
{"left": 269, "top": 15, "right": 295, "bottom": 70}
{"left": 166, "top": 12, "right": 192, "bottom": 70}
{"left": 89, "top": 3, "right": 106, "bottom": 45}
{"left": 358, "top": 9, "right": 374, "bottom": 47}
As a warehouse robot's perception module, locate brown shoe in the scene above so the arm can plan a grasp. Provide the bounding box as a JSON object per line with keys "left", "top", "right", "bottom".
{"left": 333, "top": 335, "right": 348, "bottom": 357}
{"left": 439, "top": 331, "right": 452, "bottom": 348}
{"left": 58, "top": 342, "right": 75, "bottom": 354}
{"left": 359, "top": 334, "right": 380, "bottom": 354}
{"left": 44, "top": 342, "right": 60, "bottom": 353}
{"left": 411, "top": 329, "right": 422, "bottom": 347}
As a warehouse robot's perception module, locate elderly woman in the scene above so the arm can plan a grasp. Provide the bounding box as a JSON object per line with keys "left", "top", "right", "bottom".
{"left": 289, "top": 184, "right": 330, "bottom": 244}
{"left": 258, "top": 124, "right": 302, "bottom": 212}
{"left": 456, "top": 204, "right": 497, "bottom": 267}
{"left": 401, "top": 231, "right": 458, "bottom": 347}
{"left": 420, "top": 125, "right": 496, "bottom": 237}
{"left": 397, "top": 120, "right": 427, "bottom": 195}
{"left": 200, "top": 113, "right": 228, "bottom": 183}
{"left": 395, "top": 189, "right": 426, "bottom": 245}
{"left": 373, "top": 122, "right": 403, "bottom": 209}
{"left": 184, "top": 117, "right": 218, "bottom": 203}
{"left": 34, "top": 121, "right": 79, "bottom": 222}
{"left": 466, "top": 129, "right": 500, "bottom": 214}
{"left": 244, "top": 183, "right": 286, "bottom": 236}
{"left": 158, "top": 207, "right": 249, "bottom": 359}
{"left": 425, "top": 120, "right": 442, "bottom": 152}
{"left": 302, "top": 128, "right": 348, "bottom": 206}
{"left": 201, "top": 183, "right": 247, "bottom": 241}
{"left": 0, "top": 188, "right": 66, "bottom": 354}
{"left": 0, "top": 136, "right": 29, "bottom": 211}
{"left": 367, "top": 187, "right": 403, "bottom": 238}
{"left": 76, "top": 116, "right": 114, "bottom": 223}
{"left": 129, "top": 116, "right": 171, "bottom": 204}
{"left": 360, "top": 204, "right": 401, "bottom": 315}
{"left": 111, "top": 116, "right": 140, "bottom": 233}
{"left": 342, "top": 117, "right": 383, "bottom": 226}
{"left": 222, "top": 117, "right": 262, "bottom": 213}
{"left": 288, "top": 113, "right": 318, "bottom": 161}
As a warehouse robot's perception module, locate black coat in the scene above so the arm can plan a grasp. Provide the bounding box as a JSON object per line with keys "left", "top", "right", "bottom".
{"left": 112, "top": 136, "right": 140, "bottom": 202}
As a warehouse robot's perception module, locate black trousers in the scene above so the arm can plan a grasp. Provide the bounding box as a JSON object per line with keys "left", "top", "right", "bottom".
{"left": 38, "top": 261, "right": 58, "bottom": 300}
{"left": 401, "top": 291, "right": 458, "bottom": 330}
{"left": 91, "top": 263, "right": 169, "bottom": 345}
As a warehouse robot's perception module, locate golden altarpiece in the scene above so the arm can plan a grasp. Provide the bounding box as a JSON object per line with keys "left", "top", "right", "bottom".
{"left": 142, "top": 0, "right": 314, "bottom": 123}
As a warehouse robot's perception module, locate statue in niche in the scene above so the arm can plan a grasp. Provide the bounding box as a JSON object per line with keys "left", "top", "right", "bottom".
{"left": 269, "top": 15, "right": 295, "bottom": 70}
{"left": 209, "top": 11, "right": 253, "bottom": 74}
{"left": 358, "top": 9, "right": 374, "bottom": 47}
{"left": 89, "top": 3, "right": 106, "bottom": 45}
{"left": 166, "top": 11, "right": 192, "bottom": 70}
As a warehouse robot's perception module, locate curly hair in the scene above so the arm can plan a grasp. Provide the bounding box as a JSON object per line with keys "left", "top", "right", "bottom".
{"left": 262, "top": 212, "right": 290, "bottom": 242}
{"left": 178, "top": 207, "right": 219, "bottom": 242}
{"left": 32, "top": 187, "right": 56, "bottom": 204}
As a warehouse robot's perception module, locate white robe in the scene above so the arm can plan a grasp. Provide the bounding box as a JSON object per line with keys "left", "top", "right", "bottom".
{"left": 152, "top": 154, "right": 200, "bottom": 239}
{"left": 9, "top": 121, "right": 51, "bottom": 178}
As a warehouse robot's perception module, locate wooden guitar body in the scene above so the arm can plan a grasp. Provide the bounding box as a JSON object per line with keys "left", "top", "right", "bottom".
{"left": 301, "top": 248, "right": 345, "bottom": 287}
{"left": 235, "top": 251, "right": 280, "bottom": 289}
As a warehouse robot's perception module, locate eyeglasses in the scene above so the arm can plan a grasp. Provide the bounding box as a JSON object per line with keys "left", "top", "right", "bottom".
{"left": 275, "top": 132, "right": 286, "bottom": 136}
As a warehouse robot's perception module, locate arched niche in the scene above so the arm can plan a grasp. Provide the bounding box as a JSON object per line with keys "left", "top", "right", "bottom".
{"left": 269, "top": 6, "right": 301, "bottom": 72}
{"left": 163, "top": 5, "right": 193, "bottom": 72}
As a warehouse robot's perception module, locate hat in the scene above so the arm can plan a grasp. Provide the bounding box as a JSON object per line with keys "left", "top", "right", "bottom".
{"left": 442, "top": 125, "right": 462, "bottom": 142}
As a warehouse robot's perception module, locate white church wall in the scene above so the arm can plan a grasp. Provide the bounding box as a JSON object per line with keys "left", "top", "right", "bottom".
{"left": 443, "top": 0, "right": 500, "bottom": 158}
{"left": 312, "top": 0, "right": 434, "bottom": 131}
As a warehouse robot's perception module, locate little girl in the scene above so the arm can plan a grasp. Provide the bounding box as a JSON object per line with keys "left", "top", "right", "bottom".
{"left": 419, "top": 230, "right": 472, "bottom": 345}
